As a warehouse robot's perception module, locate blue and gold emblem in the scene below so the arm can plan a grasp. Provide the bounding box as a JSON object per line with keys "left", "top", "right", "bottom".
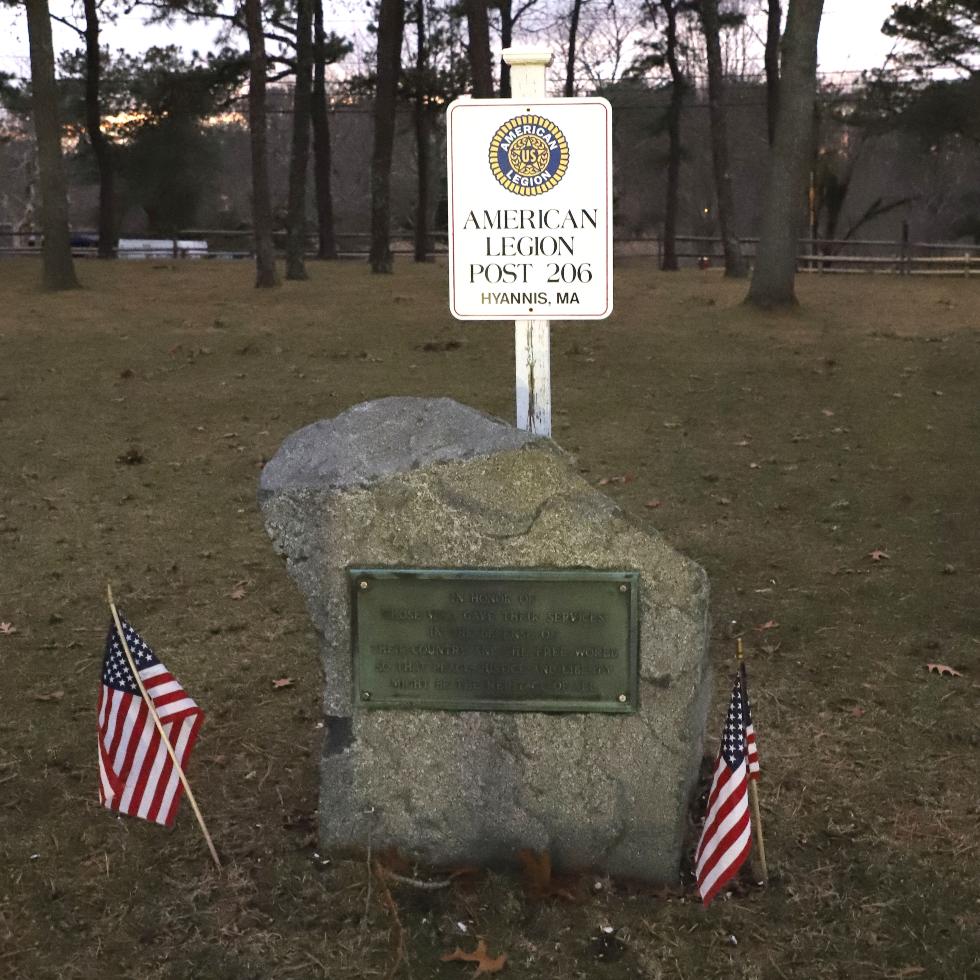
{"left": 489, "top": 115, "right": 569, "bottom": 196}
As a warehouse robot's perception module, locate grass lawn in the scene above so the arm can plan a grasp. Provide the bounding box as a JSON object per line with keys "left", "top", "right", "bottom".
{"left": 0, "top": 257, "right": 978, "bottom": 979}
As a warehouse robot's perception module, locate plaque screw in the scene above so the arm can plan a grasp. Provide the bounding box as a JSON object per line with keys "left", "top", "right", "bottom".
{"left": 359, "top": 580, "right": 369, "bottom": 590}
{"left": 362, "top": 691, "right": 371, "bottom": 701}
{"left": 619, "top": 584, "right": 628, "bottom": 593}
{"left": 618, "top": 694, "right": 627, "bottom": 703}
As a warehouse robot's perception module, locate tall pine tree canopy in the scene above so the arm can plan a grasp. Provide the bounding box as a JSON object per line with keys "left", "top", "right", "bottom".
{"left": 883, "top": 1, "right": 979, "bottom": 76}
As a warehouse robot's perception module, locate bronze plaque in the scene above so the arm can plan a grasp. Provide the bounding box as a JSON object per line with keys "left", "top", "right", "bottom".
{"left": 350, "top": 568, "right": 639, "bottom": 713}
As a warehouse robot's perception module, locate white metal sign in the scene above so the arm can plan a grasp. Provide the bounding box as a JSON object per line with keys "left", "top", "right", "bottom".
{"left": 447, "top": 98, "right": 613, "bottom": 321}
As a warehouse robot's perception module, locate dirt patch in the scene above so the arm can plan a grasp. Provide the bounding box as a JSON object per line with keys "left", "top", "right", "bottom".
{"left": 1, "top": 258, "right": 978, "bottom": 978}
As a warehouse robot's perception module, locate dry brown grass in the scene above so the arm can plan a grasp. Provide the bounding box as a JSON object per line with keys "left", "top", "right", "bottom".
{"left": 0, "top": 257, "right": 978, "bottom": 978}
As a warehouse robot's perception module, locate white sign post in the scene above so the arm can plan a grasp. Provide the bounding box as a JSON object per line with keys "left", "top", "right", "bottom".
{"left": 446, "top": 46, "right": 613, "bottom": 437}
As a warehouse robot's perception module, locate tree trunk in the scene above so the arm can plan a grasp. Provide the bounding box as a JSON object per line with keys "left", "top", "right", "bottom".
{"left": 286, "top": 0, "right": 314, "bottom": 280}
{"left": 661, "top": 0, "right": 683, "bottom": 272}
{"left": 245, "top": 0, "right": 279, "bottom": 287}
{"left": 311, "top": 0, "right": 337, "bottom": 259}
{"left": 25, "top": 0, "right": 79, "bottom": 290}
{"left": 82, "top": 0, "right": 114, "bottom": 258}
{"left": 564, "top": 0, "right": 584, "bottom": 97}
{"left": 499, "top": 0, "right": 513, "bottom": 98}
{"left": 413, "top": 0, "right": 430, "bottom": 263}
{"left": 700, "top": 0, "right": 746, "bottom": 277}
{"left": 369, "top": 0, "right": 405, "bottom": 274}
{"left": 465, "top": 0, "right": 493, "bottom": 97}
{"left": 765, "top": 0, "right": 782, "bottom": 146}
{"left": 747, "top": 0, "right": 824, "bottom": 308}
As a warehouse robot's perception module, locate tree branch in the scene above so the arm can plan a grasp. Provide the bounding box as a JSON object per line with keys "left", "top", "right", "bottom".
{"left": 842, "top": 196, "right": 915, "bottom": 242}
{"left": 513, "top": 0, "right": 541, "bottom": 26}
{"left": 49, "top": 13, "right": 86, "bottom": 38}
{"left": 134, "top": 0, "right": 240, "bottom": 25}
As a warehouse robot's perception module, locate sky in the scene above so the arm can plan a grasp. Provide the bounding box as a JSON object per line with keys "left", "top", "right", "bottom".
{"left": 0, "top": 0, "right": 906, "bottom": 85}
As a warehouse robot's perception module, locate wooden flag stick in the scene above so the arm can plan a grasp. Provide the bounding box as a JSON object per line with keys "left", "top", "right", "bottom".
{"left": 736, "top": 637, "right": 769, "bottom": 882}
{"left": 749, "top": 780, "right": 769, "bottom": 882}
{"left": 106, "top": 584, "right": 221, "bottom": 870}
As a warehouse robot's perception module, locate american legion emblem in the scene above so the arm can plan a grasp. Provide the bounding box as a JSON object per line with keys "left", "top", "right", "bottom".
{"left": 489, "top": 115, "right": 569, "bottom": 196}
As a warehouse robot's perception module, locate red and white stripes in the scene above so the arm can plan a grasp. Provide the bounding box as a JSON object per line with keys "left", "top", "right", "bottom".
{"left": 97, "top": 663, "right": 203, "bottom": 828}
{"left": 695, "top": 752, "right": 752, "bottom": 906}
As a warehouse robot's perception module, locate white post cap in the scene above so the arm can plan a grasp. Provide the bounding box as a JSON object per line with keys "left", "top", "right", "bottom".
{"left": 502, "top": 46, "right": 553, "bottom": 67}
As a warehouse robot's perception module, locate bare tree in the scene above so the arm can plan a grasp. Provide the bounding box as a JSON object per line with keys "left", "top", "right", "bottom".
{"left": 311, "top": 0, "right": 337, "bottom": 259}
{"left": 658, "top": 0, "right": 688, "bottom": 271}
{"left": 746, "top": 0, "right": 824, "bottom": 308}
{"left": 564, "top": 0, "right": 585, "bottom": 96}
{"left": 497, "top": 0, "right": 540, "bottom": 97}
{"left": 413, "top": 0, "right": 431, "bottom": 262}
{"left": 285, "top": 0, "right": 314, "bottom": 280}
{"left": 577, "top": 0, "right": 648, "bottom": 87}
{"left": 465, "top": 0, "right": 494, "bottom": 96}
{"left": 47, "top": 0, "right": 115, "bottom": 257}
{"left": 699, "top": 0, "right": 746, "bottom": 276}
{"left": 369, "top": 0, "right": 405, "bottom": 273}
{"left": 765, "top": 0, "right": 781, "bottom": 145}
{"left": 81, "top": 0, "right": 115, "bottom": 257}
{"left": 24, "top": 0, "right": 80, "bottom": 290}
{"left": 244, "top": 0, "right": 278, "bottom": 287}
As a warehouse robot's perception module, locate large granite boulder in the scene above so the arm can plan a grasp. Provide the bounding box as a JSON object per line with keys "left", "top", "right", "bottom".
{"left": 259, "top": 397, "right": 710, "bottom": 881}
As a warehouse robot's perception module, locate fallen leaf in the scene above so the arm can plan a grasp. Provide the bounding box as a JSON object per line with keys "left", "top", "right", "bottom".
{"left": 754, "top": 620, "right": 779, "bottom": 632}
{"left": 34, "top": 690, "right": 64, "bottom": 702}
{"left": 821, "top": 408, "right": 835, "bottom": 417}
{"left": 441, "top": 939, "right": 508, "bottom": 976}
{"left": 517, "top": 849, "right": 580, "bottom": 902}
{"left": 0, "top": 622, "right": 17, "bottom": 635}
{"left": 272, "top": 677, "right": 294, "bottom": 689}
{"left": 597, "top": 473, "right": 636, "bottom": 487}
{"left": 644, "top": 499, "right": 662, "bottom": 509}
{"left": 926, "top": 663, "right": 962, "bottom": 678}
{"left": 850, "top": 706, "right": 866, "bottom": 718}
{"left": 868, "top": 549, "right": 890, "bottom": 562}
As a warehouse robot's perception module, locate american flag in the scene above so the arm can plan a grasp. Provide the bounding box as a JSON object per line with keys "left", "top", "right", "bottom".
{"left": 695, "top": 669, "right": 753, "bottom": 905}
{"left": 98, "top": 616, "right": 204, "bottom": 827}
{"left": 742, "top": 662, "right": 761, "bottom": 781}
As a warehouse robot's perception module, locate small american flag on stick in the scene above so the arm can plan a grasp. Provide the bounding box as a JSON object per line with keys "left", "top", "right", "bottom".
{"left": 98, "top": 615, "right": 204, "bottom": 827}
{"left": 695, "top": 668, "right": 754, "bottom": 906}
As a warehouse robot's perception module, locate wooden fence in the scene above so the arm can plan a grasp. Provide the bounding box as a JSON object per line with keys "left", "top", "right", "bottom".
{"left": 1, "top": 230, "right": 977, "bottom": 275}
{"left": 625, "top": 235, "right": 979, "bottom": 275}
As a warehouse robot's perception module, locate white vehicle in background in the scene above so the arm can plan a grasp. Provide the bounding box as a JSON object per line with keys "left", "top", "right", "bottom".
{"left": 118, "top": 238, "right": 208, "bottom": 259}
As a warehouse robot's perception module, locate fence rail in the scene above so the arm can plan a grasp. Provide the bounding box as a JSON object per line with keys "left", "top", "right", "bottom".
{"left": 621, "top": 235, "right": 979, "bottom": 275}
{"left": 1, "top": 230, "right": 977, "bottom": 275}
